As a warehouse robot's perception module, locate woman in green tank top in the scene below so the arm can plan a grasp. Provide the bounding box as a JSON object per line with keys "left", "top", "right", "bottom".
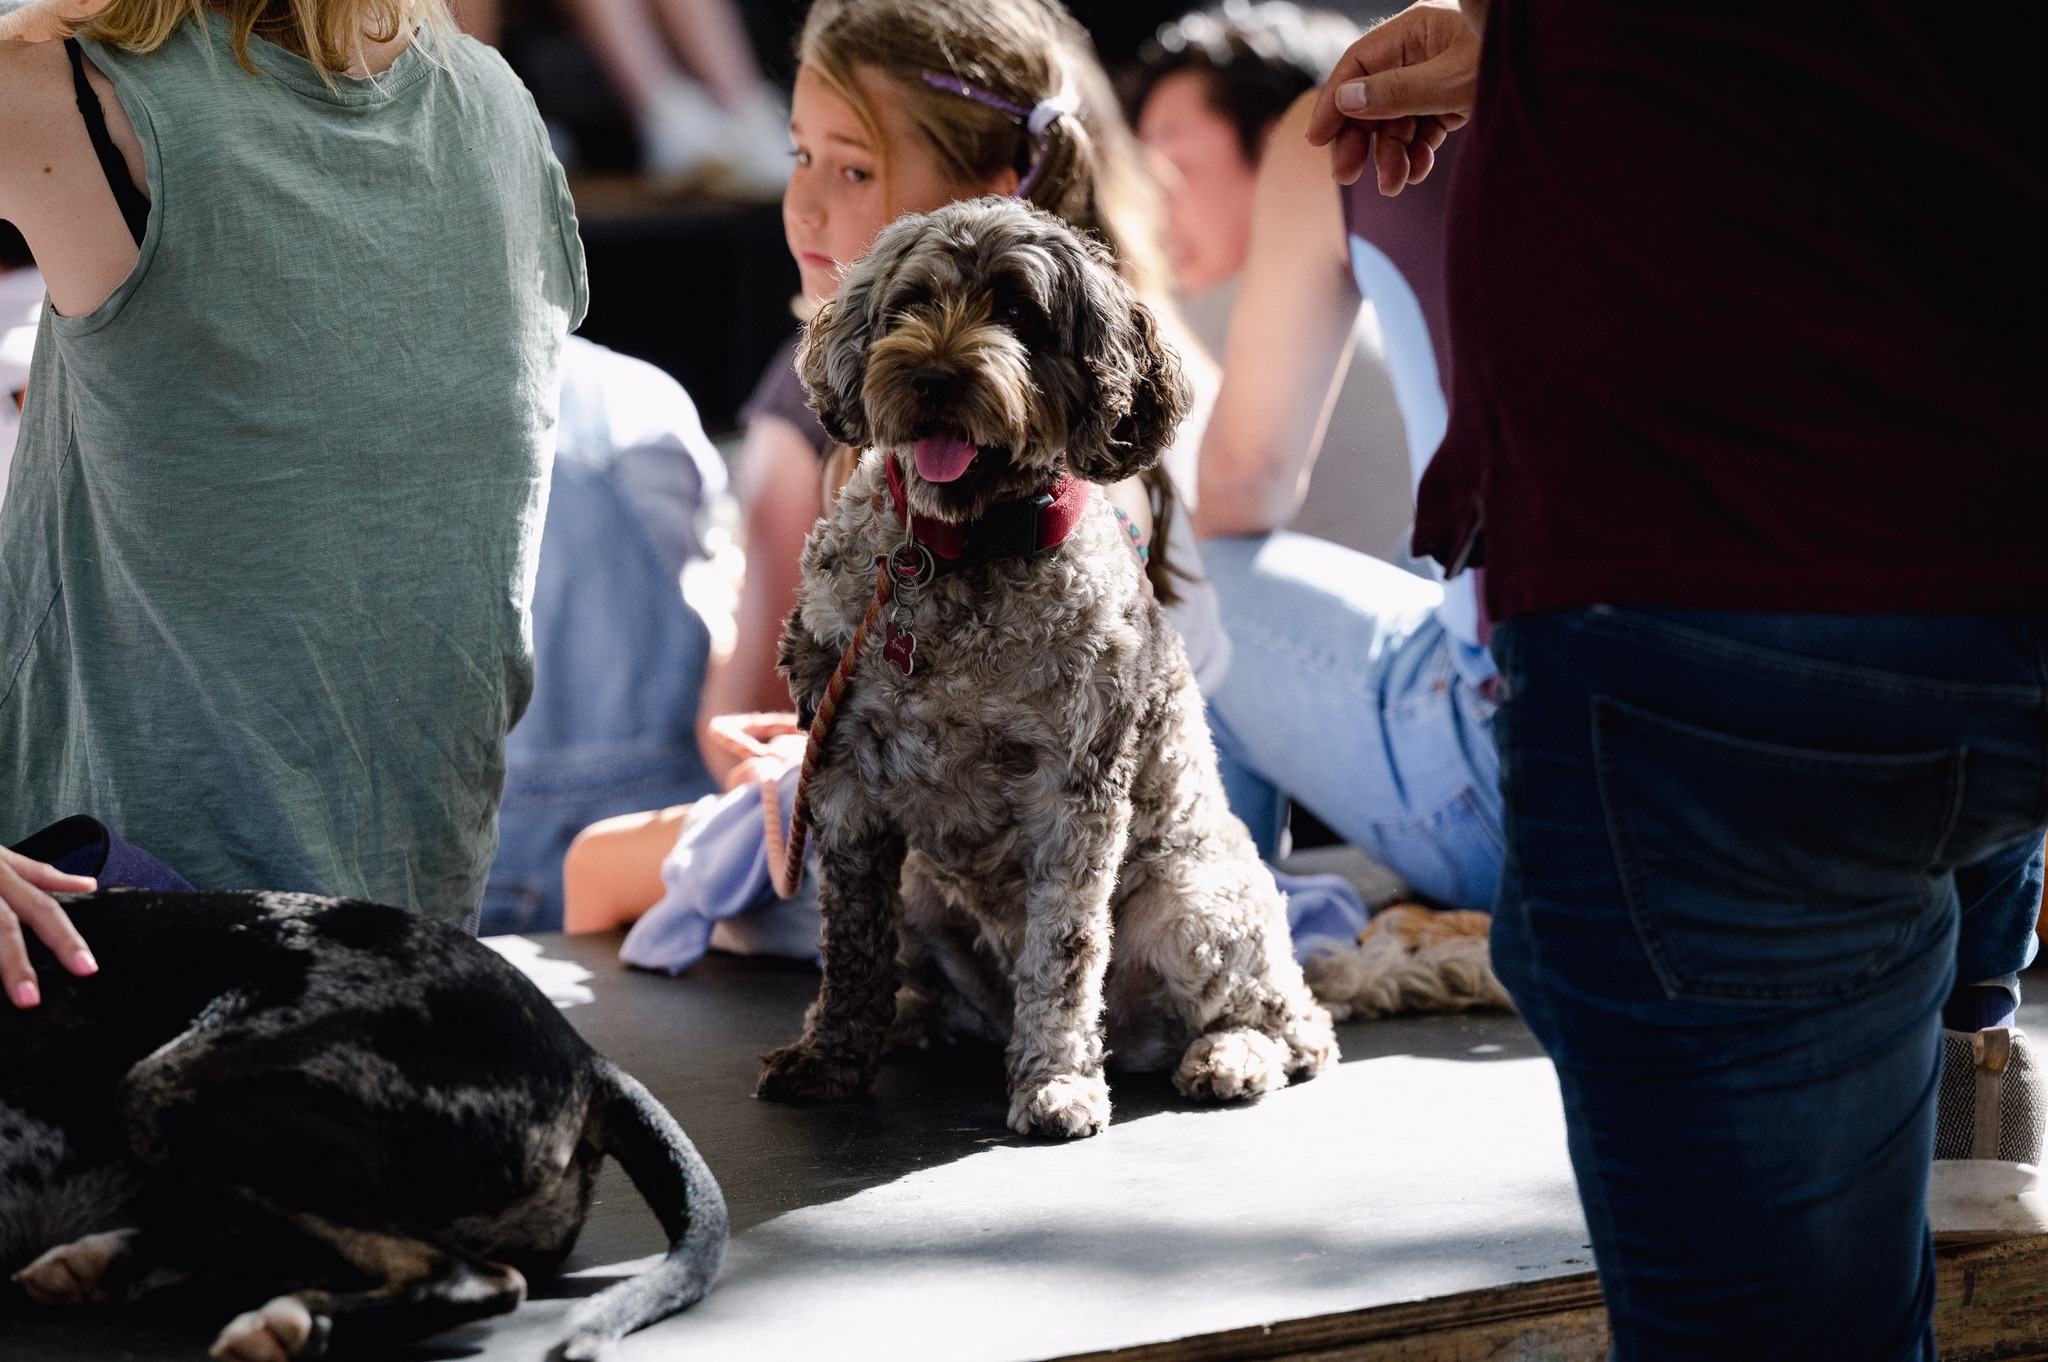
{"left": 0, "top": 0, "right": 586, "bottom": 1007}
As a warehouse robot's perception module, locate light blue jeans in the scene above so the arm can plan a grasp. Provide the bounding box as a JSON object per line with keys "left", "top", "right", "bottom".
{"left": 1202, "top": 532, "right": 1503, "bottom": 912}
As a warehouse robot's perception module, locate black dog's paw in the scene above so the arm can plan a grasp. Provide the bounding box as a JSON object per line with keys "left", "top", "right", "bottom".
{"left": 756, "top": 1042, "right": 870, "bottom": 1102}
{"left": 209, "top": 1295, "right": 329, "bottom": 1361}
{"left": 13, "top": 1230, "right": 137, "bottom": 1306}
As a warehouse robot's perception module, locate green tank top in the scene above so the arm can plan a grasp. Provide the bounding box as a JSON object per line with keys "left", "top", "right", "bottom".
{"left": 0, "top": 21, "right": 587, "bottom": 920}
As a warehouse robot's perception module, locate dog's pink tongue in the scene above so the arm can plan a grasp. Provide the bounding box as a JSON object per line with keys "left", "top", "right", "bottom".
{"left": 913, "top": 435, "right": 978, "bottom": 484}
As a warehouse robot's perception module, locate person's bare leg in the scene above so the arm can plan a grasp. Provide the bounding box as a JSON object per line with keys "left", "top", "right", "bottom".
{"left": 558, "top": 0, "right": 685, "bottom": 117}
{"left": 648, "top": 0, "right": 761, "bottom": 108}
{"left": 563, "top": 805, "right": 692, "bottom": 934}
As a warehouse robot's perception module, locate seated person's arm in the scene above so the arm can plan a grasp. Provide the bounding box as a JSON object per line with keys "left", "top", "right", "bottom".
{"left": 695, "top": 413, "right": 823, "bottom": 782}
{"left": 1195, "top": 91, "right": 1364, "bottom": 539}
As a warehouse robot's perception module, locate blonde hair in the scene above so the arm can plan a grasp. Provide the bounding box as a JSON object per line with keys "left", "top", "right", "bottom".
{"left": 84, "top": 0, "right": 451, "bottom": 76}
{"left": 799, "top": 0, "right": 1194, "bottom": 599}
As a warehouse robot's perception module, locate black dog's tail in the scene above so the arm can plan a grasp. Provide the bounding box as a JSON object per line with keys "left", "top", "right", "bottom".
{"left": 557, "top": 1060, "right": 729, "bottom": 1360}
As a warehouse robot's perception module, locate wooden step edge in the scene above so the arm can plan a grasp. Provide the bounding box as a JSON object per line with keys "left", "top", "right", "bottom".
{"left": 1049, "top": 1233, "right": 2048, "bottom": 1362}
{"left": 1048, "top": 1271, "right": 1604, "bottom": 1362}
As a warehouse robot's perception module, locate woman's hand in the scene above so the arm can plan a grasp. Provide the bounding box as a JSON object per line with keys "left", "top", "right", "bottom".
{"left": 1306, "top": 0, "right": 1482, "bottom": 196}
{"left": 0, "top": 846, "right": 99, "bottom": 1008}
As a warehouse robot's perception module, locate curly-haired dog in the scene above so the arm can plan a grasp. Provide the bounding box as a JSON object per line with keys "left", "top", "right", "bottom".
{"left": 2, "top": 890, "right": 725, "bottom": 1360}
{"left": 755, "top": 198, "right": 1337, "bottom": 1138}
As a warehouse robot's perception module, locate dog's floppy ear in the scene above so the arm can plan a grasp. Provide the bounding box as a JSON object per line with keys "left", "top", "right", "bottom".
{"left": 795, "top": 217, "right": 927, "bottom": 450}
{"left": 795, "top": 287, "right": 872, "bottom": 450}
{"left": 1063, "top": 245, "right": 1194, "bottom": 485}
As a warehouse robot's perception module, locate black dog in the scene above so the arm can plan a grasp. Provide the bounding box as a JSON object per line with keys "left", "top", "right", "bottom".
{"left": 0, "top": 890, "right": 725, "bottom": 1359}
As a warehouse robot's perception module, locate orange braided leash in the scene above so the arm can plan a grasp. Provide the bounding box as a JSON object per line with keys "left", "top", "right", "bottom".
{"left": 765, "top": 563, "right": 894, "bottom": 898}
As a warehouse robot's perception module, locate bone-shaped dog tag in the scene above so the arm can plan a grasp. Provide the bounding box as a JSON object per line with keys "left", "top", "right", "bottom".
{"left": 883, "top": 624, "right": 917, "bottom": 676}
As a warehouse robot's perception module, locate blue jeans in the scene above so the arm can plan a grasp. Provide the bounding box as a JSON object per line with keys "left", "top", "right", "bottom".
{"left": 483, "top": 454, "right": 715, "bottom": 933}
{"left": 1490, "top": 608, "right": 2048, "bottom": 1362}
{"left": 1204, "top": 532, "right": 1503, "bottom": 910}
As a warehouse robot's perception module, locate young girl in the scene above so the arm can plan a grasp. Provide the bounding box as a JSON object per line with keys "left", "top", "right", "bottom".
{"left": 563, "top": 0, "right": 1229, "bottom": 939}
{"left": 0, "top": 0, "right": 585, "bottom": 1004}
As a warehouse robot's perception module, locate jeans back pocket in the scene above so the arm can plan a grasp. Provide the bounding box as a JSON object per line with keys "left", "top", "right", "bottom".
{"left": 1593, "top": 696, "right": 1963, "bottom": 1004}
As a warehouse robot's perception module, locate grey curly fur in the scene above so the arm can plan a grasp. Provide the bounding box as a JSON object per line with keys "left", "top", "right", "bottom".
{"left": 756, "top": 199, "right": 1336, "bottom": 1138}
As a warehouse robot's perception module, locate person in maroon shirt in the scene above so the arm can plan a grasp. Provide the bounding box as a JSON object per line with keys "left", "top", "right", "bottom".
{"left": 1308, "top": 3, "right": 2048, "bottom": 1359}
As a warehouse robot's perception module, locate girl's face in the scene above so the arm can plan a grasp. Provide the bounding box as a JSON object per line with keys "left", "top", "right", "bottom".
{"left": 784, "top": 64, "right": 1013, "bottom": 303}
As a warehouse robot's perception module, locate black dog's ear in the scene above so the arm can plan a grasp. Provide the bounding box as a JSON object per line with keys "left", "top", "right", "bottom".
{"left": 1064, "top": 249, "right": 1194, "bottom": 485}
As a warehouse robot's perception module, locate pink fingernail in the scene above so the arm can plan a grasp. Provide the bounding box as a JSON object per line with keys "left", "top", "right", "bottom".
{"left": 72, "top": 950, "right": 98, "bottom": 976}
{"left": 12, "top": 981, "right": 39, "bottom": 1008}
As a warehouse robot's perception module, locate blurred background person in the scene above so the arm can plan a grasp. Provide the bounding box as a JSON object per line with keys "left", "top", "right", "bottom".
{"left": 481, "top": 335, "right": 730, "bottom": 934}
{"left": 1123, "top": 1, "right": 1413, "bottom": 562}
{"left": 1190, "top": 86, "right": 1499, "bottom": 914}
{"left": 453, "top": 0, "right": 790, "bottom": 192}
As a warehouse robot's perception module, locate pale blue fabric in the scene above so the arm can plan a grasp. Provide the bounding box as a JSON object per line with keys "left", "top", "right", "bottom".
{"left": 620, "top": 767, "right": 821, "bottom": 974}
{"left": 1347, "top": 236, "right": 1485, "bottom": 670}
{"left": 482, "top": 339, "right": 724, "bottom": 933}
{"left": 1273, "top": 868, "right": 1370, "bottom": 961}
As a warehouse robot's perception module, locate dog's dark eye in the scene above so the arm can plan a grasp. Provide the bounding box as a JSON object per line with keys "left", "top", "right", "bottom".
{"left": 992, "top": 286, "right": 1049, "bottom": 343}
{"left": 989, "top": 280, "right": 1041, "bottom": 332}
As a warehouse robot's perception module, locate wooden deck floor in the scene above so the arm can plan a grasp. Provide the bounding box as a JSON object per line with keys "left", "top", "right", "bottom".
{"left": 9, "top": 935, "right": 2045, "bottom": 1361}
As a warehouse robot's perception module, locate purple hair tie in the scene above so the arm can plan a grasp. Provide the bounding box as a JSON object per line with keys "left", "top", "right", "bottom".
{"left": 921, "top": 69, "right": 1079, "bottom": 198}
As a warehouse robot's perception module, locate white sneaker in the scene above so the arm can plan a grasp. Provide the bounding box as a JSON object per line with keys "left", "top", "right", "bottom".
{"left": 1929, "top": 1026, "right": 2048, "bottom": 1239}
{"left": 640, "top": 77, "right": 789, "bottom": 199}
{"left": 716, "top": 86, "right": 793, "bottom": 200}
{"left": 639, "top": 74, "right": 730, "bottom": 187}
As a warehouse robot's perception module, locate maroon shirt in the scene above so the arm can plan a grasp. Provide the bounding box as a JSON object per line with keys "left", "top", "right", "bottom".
{"left": 1414, "top": 0, "right": 2048, "bottom": 619}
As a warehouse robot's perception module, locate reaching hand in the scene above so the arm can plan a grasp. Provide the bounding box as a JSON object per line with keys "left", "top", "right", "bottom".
{"left": 707, "top": 712, "right": 809, "bottom": 791}
{"left": 0, "top": 846, "right": 99, "bottom": 1009}
{"left": 1306, "top": 0, "right": 1482, "bottom": 196}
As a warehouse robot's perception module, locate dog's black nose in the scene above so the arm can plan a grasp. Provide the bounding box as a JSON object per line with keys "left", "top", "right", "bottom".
{"left": 910, "top": 366, "right": 963, "bottom": 406}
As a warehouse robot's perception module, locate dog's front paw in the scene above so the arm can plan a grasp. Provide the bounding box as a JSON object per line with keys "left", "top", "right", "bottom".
{"left": 12, "top": 1229, "right": 136, "bottom": 1305}
{"left": 1174, "top": 1028, "right": 1289, "bottom": 1102}
{"left": 757, "top": 1041, "right": 870, "bottom": 1102}
{"left": 1008, "top": 1072, "right": 1110, "bottom": 1138}
{"left": 210, "top": 1295, "right": 324, "bottom": 1362}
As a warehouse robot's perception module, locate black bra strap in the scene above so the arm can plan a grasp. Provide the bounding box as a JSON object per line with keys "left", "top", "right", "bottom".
{"left": 64, "top": 38, "right": 151, "bottom": 248}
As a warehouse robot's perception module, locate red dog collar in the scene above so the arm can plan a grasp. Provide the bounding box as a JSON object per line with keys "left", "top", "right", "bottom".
{"left": 883, "top": 453, "right": 1090, "bottom": 568}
